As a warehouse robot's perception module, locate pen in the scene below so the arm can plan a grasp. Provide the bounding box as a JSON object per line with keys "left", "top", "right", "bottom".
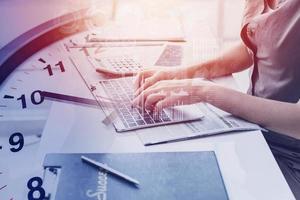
{"left": 68, "top": 43, "right": 164, "bottom": 49}
{"left": 81, "top": 156, "right": 140, "bottom": 187}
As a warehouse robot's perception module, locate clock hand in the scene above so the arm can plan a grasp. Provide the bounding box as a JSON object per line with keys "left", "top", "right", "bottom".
{"left": 41, "top": 91, "right": 99, "bottom": 107}
{"left": 41, "top": 91, "right": 125, "bottom": 108}
{"left": 41, "top": 91, "right": 124, "bottom": 107}
{"left": 41, "top": 91, "right": 120, "bottom": 125}
{"left": 0, "top": 184, "right": 7, "bottom": 191}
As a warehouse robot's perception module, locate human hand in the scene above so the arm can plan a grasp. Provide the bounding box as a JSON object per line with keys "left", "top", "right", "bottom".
{"left": 132, "top": 78, "right": 215, "bottom": 112}
{"left": 134, "top": 66, "right": 191, "bottom": 96}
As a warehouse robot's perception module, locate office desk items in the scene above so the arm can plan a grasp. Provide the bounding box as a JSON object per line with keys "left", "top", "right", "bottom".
{"left": 81, "top": 156, "right": 140, "bottom": 187}
{"left": 87, "top": 44, "right": 184, "bottom": 74}
{"left": 92, "top": 54, "right": 144, "bottom": 73}
{"left": 88, "top": 19, "right": 185, "bottom": 42}
{"left": 137, "top": 103, "right": 264, "bottom": 146}
{"left": 155, "top": 45, "right": 183, "bottom": 66}
{"left": 68, "top": 42, "right": 164, "bottom": 49}
{"left": 42, "top": 152, "right": 228, "bottom": 200}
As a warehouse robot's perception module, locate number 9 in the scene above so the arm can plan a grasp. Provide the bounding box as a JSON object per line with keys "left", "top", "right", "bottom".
{"left": 9, "top": 132, "right": 24, "bottom": 152}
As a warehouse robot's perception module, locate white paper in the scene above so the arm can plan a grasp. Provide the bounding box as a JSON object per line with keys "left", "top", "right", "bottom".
{"left": 137, "top": 103, "right": 263, "bottom": 146}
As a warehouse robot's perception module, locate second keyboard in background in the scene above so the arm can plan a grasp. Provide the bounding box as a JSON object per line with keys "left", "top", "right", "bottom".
{"left": 89, "top": 45, "right": 184, "bottom": 74}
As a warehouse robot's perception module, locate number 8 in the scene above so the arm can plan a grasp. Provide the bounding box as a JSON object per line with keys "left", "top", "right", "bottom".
{"left": 27, "top": 177, "right": 46, "bottom": 200}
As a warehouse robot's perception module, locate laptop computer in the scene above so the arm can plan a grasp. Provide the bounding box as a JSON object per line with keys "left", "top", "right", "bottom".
{"left": 72, "top": 43, "right": 204, "bottom": 132}
{"left": 93, "top": 76, "right": 204, "bottom": 132}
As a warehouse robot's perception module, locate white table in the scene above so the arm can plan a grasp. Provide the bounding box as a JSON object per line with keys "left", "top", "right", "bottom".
{"left": 36, "top": 78, "right": 294, "bottom": 200}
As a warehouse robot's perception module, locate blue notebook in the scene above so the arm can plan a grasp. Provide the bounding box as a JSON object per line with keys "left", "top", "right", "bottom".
{"left": 43, "top": 152, "right": 228, "bottom": 200}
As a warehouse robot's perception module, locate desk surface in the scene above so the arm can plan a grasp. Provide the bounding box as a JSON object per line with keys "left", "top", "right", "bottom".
{"left": 35, "top": 82, "right": 294, "bottom": 200}
{"left": 0, "top": 1, "right": 295, "bottom": 200}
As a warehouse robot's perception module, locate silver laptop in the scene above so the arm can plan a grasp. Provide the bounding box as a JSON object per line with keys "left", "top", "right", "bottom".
{"left": 94, "top": 77, "right": 204, "bottom": 132}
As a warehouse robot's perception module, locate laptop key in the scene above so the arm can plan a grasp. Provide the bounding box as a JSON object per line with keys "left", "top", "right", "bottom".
{"left": 132, "top": 113, "right": 142, "bottom": 120}
{"left": 119, "top": 117, "right": 128, "bottom": 128}
{"left": 144, "top": 118, "right": 154, "bottom": 124}
{"left": 124, "top": 116, "right": 135, "bottom": 122}
{"left": 128, "top": 123, "right": 137, "bottom": 127}
{"left": 153, "top": 117, "right": 162, "bottom": 123}
{"left": 162, "top": 116, "right": 171, "bottom": 122}
{"left": 161, "top": 112, "right": 171, "bottom": 121}
{"left": 136, "top": 120, "right": 145, "bottom": 125}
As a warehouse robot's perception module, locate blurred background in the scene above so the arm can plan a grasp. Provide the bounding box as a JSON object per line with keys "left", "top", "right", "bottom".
{"left": 0, "top": 0, "right": 248, "bottom": 89}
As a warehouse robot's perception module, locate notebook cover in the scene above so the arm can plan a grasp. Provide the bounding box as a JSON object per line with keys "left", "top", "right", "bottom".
{"left": 43, "top": 152, "right": 228, "bottom": 200}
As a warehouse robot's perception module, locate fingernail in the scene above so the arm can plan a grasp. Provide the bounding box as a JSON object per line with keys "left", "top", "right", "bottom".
{"left": 145, "top": 105, "right": 150, "bottom": 111}
{"left": 131, "top": 98, "right": 138, "bottom": 106}
{"left": 134, "top": 90, "right": 140, "bottom": 97}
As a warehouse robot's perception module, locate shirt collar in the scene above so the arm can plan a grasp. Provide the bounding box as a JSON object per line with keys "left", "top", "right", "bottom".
{"left": 242, "top": 0, "right": 289, "bottom": 27}
{"left": 242, "top": 0, "right": 266, "bottom": 27}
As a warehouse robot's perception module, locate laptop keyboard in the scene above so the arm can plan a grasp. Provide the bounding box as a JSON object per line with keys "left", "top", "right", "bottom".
{"left": 95, "top": 55, "right": 143, "bottom": 73}
{"left": 100, "top": 77, "right": 172, "bottom": 129}
{"left": 92, "top": 45, "right": 183, "bottom": 73}
{"left": 155, "top": 45, "right": 183, "bottom": 66}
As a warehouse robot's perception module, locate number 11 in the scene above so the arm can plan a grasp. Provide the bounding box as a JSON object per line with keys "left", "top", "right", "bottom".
{"left": 44, "top": 61, "right": 65, "bottom": 76}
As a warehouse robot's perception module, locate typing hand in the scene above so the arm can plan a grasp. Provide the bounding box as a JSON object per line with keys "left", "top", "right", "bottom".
{"left": 132, "top": 78, "right": 215, "bottom": 112}
{"left": 134, "top": 66, "right": 190, "bottom": 97}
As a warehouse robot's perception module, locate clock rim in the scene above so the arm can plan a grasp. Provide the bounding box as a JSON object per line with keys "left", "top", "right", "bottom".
{"left": 0, "top": 8, "right": 94, "bottom": 85}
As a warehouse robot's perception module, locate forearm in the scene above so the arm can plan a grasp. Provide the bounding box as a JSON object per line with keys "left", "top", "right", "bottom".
{"left": 203, "top": 85, "right": 300, "bottom": 139}
{"left": 188, "top": 42, "right": 253, "bottom": 79}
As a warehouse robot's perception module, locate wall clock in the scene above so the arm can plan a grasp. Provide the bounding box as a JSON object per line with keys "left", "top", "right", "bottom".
{"left": 0, "top": 8, "right": 116, "bottom": 199}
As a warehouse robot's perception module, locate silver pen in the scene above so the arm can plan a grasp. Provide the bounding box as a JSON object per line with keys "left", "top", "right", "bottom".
{"left": 68, "top": 43, "right": 164, "bottom": 49}
{"left": 81, "top": 156, "right": 140, "bottom": 187}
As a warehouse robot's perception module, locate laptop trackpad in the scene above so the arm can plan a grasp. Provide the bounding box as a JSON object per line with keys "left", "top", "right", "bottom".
{"left": 164, "top": 104, "right": 204, "bottom": 121}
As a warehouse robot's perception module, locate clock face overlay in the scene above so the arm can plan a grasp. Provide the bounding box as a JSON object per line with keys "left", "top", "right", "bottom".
{"left": 0, "top": 10, "right": 117, "bottom": 199}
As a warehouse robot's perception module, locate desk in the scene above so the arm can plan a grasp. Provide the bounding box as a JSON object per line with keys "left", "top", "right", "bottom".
{"left": 36, "top": 79, "right": 294, "bottom": 200}
{"left": 0, "top": 1, "right": 295, "bottom": 200}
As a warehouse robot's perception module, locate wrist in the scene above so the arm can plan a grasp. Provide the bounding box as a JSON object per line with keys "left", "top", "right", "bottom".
{"left": 188, "top": 61, "right": 213, "bottom": 79}
{"left": 199, "top": 83, "right": 219, "bottom": 103}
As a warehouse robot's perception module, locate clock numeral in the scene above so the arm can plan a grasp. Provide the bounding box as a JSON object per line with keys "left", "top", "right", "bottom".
{"left": 27, "top": 177, "right": 46, "bottom": 200}
{"left": 9, "top": 132, "right": 24, "bottom": 152}
{"left": 31, "top": 90, "right": 44, "bottom": 105}
{"left": 43, "top": 64, "right": 53, "bottom": 76}
{"left": 55, "top": 61, "right": 66, "bottom": 72}
{"left": 0, "top": 132, "right": 25, "bottom": 152}
{"left": 16, "top": 90, "right": 44, "bottom": 109}
{"left": 42, "top": 60, "right": 66, "bottom": 76}
{"left": 17, "top": 94, "right": 26, "bottom": 109}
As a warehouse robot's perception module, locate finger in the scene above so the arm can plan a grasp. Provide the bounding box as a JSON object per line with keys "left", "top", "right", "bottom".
{"left": 134, "top": 70, "right": 154, "bottom": 91}
{"left": 155, "top": 96, "right": 184, "bottom": 112}
{"left": 135, "top": 72, "right": 162, "bottom": 97}
{"left": 96, "top": 67, "right": 136, "bottom": 77}
{"left": 144, "top": 93, "right": 166, "bottom": 110}
{"left": 132, "top": 86, "right": 163, "bottom": 107}
{"left": 134, "top": 72, "right": 145, "bottom": 91}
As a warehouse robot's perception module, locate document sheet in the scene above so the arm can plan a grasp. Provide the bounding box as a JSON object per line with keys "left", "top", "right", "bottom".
{"left": 137, "top": 103, "right": 263, "bottom": 145}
